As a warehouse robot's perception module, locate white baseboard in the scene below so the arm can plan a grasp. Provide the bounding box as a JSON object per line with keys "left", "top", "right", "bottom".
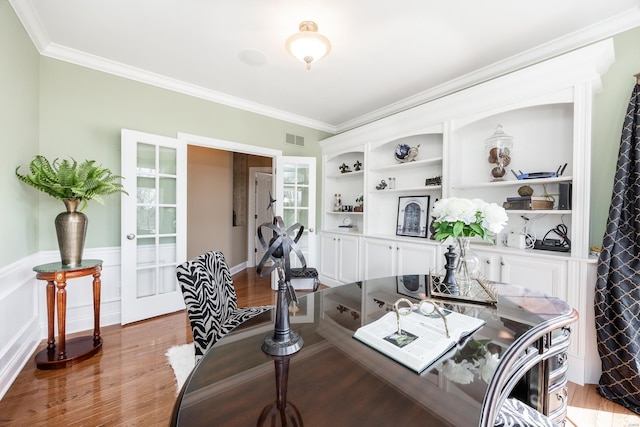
{"left": 0, "top": 319, "right": 40, "bottom": 401}
{"left": 230, "top": 261, "right": 247, "bottom": 276}
{"left": 0, "top": 248, "right": 122, "bottom": 400}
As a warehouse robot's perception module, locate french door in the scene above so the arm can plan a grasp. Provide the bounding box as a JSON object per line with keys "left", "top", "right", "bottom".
{"left": 277, "top": 156, "right": 317, "bottom": 270}
{"left": 120, "top": 129, "right": 186, "bottom": 325}
{"left": 120, "top": 130, "right": 314, "bottom": 321}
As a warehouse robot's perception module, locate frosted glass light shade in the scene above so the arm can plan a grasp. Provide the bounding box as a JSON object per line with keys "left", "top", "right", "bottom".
{"left": 285, "top": 21, "right": 331, "bottom": 70}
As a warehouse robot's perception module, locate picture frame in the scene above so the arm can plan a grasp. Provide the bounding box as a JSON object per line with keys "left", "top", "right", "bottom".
{"left": 396, "top": 274, "right": 427, "bottom": 299}
{"left": 396, "top": 195, "right": 430, "bottom": 238}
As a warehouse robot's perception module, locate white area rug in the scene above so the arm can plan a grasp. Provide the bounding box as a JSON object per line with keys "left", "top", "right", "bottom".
{"left": 166, "top": 343, "right": 195, "bottom": 394}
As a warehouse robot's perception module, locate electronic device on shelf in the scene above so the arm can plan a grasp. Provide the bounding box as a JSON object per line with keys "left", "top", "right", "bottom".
{"left": 511, "top": 163, "right": 567, "bottom": 180}
{"left": 533, "top": 224, "right": 571, "bottom": 252}
{"left": 534, "top": 239, "right": 570, "bottom": 252}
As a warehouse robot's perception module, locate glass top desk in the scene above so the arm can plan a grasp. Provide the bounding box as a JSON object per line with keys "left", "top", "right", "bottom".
{"left": 171, "top": 276, "right": 577, "bottom": 426}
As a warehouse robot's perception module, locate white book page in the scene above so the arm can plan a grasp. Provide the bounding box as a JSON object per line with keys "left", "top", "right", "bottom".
{"left": 354, "top": 309, "right": 485, "bottom": 372}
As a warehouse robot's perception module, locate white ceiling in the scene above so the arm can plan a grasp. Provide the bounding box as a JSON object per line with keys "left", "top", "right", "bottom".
{"left": 10, "top": 0, "right": 640, "bottom": 133}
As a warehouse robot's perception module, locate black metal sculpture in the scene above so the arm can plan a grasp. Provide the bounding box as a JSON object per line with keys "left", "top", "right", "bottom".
{"left": 257, "top": 216, "right": 306, "bottom": 356}
{"left": 256, "top": 216, "right": 307, "bottom": 426}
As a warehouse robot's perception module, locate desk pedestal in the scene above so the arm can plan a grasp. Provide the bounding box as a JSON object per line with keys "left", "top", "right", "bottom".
{"left": 33, "top": 259, "right": 103, "bottom": 370}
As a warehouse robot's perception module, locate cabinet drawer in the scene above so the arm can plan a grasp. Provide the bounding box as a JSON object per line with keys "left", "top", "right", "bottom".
{"left": 549, "top": 352, "right": 568, "bottom": 384}
{"left": 547, "top": 384, "right": 568, "bottom": 420}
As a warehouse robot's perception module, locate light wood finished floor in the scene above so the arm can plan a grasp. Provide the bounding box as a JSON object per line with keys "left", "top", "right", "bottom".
{"left": 0, "top": 269, "right": 638, "bottom": 426}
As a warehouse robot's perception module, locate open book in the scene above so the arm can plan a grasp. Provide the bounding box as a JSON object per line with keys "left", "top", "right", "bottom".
{"left": 353, "top": 307, "right": 486, "bottom": 373}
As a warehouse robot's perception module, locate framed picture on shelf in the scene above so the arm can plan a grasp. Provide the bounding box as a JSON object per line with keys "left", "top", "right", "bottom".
{"left": 396, "top": 195, "right": 430, "bottom": 238}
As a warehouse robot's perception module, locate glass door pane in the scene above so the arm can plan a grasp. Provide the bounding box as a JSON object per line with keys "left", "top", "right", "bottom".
{"left": 283, "top": 161, "right": 312, "bottom": 269}
{"left": 135, "top": 143, "right": 178, "bottom": 298}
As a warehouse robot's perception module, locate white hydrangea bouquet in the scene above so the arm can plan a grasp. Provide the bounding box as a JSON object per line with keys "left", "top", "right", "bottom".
{"left": 437, "top": 339, "right": 501, "bottom": 385}
{"left": 431, "top": 197, "right": 508, "bottom": 243}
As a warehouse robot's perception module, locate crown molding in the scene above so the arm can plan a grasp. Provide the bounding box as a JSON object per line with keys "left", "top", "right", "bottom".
{"left": 335, "top": 7, "right": 640, "bottom": 133}
{"left": 40, "top": 42, "right": 338, "bottom": 134}
{"left": 8, "top": 0, "right": 337, "bottom": 133}
{"left": 10, "top": 1, "right": 640, "bottom": 134}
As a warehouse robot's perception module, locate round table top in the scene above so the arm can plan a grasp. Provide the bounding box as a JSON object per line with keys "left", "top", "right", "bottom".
{"left": 33, "top": 259, "right": 103, "bottom": 273}
{"left": 172, "top": 275, "right": 576, "bottom": 426}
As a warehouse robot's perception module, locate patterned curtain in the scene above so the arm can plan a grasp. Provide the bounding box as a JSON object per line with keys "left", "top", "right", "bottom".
{"left": 594, "top": 81, "right": 640, "bottom": 415}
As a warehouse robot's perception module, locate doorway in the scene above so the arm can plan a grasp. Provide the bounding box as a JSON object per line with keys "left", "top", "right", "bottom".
{"left": 249, "top": 168, "right": 273, "bottom": 267}
{"left": 178, "top": 132, "right": 280, "bottom": 272}
{"left": 185, "top": 146, "right": 273, "bottom": 269}
{"left": 121, "top": 130, "right": 282, "bottom": 324}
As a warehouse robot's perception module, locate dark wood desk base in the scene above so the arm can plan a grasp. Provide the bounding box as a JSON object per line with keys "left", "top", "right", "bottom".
{"left": 35, "top": 336, "right": 103, "bottom": 370}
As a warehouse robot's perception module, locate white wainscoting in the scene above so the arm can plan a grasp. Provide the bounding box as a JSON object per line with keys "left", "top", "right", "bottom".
{"left": 0, "top": 248, "right": 249, "bottom": 400}
{"left": 0, "top": 247, "right": 122, "bottom": 399}
{"left": 0, "top": 253, "right": 41, "bottom": 400}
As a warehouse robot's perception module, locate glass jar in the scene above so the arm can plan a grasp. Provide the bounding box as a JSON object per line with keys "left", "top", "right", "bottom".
{"left": 484, "top": 124, "right": 513, "bottom": 181}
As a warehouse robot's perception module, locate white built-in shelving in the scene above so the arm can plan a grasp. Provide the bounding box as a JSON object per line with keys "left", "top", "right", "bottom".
{"left": 318, "top": 39, "right": 616, "bottom": 386}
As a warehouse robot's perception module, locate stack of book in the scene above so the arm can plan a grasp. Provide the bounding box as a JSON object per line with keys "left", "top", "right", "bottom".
{"left": 503, "top": 196, "right": 554, "bottom": 210}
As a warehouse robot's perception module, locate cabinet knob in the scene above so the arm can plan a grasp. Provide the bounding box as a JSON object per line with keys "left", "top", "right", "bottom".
{"left": 396, "top": 247, "right": 399, "bottom": 251}
{"left": 389, "top": 246, "right": 393, "bottom": 250}
{"left": 556, "top": 387, "right": 568, "bottom": 402}
{"left": 127, "top": 234, "right": 136, "bottom": 240}
{"left": 486, "top": 260, "right": 491, "bottom": 264}
{"left": 500, "top": 261, "right": 505, "bottom": 266}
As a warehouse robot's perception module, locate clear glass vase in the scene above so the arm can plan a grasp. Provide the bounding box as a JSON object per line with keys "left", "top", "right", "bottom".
{"left": 455, "top": 237, "right": 480, "bottom": 295}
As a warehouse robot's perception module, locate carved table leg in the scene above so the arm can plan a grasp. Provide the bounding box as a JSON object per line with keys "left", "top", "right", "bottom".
{"left": 55, "top": 272, "right": 67, "bottom": 360}
{"left": 46, "top": 280, "right": 56, "bottom": 350}
{"left": 92, "top": 270, "right": 101, "bottom": 342}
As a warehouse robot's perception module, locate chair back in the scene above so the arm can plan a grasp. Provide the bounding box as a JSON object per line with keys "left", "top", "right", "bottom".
{"left": 176, "top": 251, "right": 239, "bottom": 361}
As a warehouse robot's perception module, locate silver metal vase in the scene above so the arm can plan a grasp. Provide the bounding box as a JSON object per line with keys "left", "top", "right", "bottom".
{"left": 55, "top": 199, "right": 88, "bottom": 266}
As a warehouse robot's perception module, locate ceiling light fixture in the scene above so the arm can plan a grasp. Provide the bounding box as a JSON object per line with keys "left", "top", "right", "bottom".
{"left": 285, "top": 21, "right": 331, "bottom": 70}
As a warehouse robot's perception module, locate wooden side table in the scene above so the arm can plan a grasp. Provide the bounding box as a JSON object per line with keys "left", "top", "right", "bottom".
{"left": 33, "top": 259, "right": 103, "bottom": 369}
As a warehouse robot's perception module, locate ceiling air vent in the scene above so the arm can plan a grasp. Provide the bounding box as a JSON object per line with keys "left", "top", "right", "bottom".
{"left": 285, "top": 133, "right": 305, "bottom": 147}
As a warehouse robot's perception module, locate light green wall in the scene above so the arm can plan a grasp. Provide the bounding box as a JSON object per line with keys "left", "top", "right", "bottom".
{"left": 591, "top": 26, "right": 640, "bottom": 248}
{"left": 1, "top": 1, "right": 40, "bottom": 266}
{"left": 33, "top": 57, "right": 330, "bottom": 253}
{"left": 3, "top": 0, "right": 639, "bottom": 266}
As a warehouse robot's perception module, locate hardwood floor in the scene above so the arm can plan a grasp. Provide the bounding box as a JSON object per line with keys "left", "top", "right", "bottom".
{"left": 0, "top": 269, "right": 638, "bottom": 426}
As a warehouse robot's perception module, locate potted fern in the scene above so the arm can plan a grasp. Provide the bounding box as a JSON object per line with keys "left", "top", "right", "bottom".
{"left": 16, "top": 155, "right": 127, "bottom": 266}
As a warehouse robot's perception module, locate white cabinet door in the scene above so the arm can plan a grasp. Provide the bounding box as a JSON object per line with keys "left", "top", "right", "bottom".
{"left": 474, "top": 249, "right": 502, "bottom": 282}
{"left": 363, "top": 237, "right": 439, "bottom": 279}
{"left": 363, "top": 238, "right": 396, "bottom": 279}
{"left": 338, "top": 234, "right": 360, "bottom": 283}
{"left": 320, "top": 233, "right": 338, "bottom": 282}
{"left": 473, "top": 248, "right": 567, "bottom": 298}
{"left": 397, "top": 240, "right": 438, "bottom": 275}
{"left": 500, "top": 255, "right": 567, "bottom": 299}
{"left": 320, "top": 232, "right": 360, "bottom": 285}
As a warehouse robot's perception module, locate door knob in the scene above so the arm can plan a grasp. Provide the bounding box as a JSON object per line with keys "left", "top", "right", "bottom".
{"left": 127, "top": 233, "right": 136, "bottom": 240}
{"left": 308, "top": 227, "right": 315, "bottom": 232}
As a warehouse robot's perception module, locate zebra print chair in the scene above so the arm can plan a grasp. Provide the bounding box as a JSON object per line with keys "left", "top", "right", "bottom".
{"left": 176, "top": 251, "right": 272, "bottom": 363}
{"left": 494, "top": 398, "right": 557, "bottom": 427}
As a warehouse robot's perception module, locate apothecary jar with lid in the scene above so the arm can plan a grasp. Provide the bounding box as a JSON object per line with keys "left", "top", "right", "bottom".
{"left": 484, "top": 125, "right": 513, "bottom": 181}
